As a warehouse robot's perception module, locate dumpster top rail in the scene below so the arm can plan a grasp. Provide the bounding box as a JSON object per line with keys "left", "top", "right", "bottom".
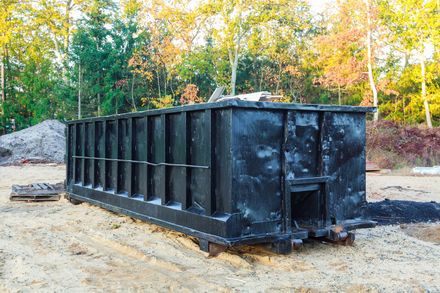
{"left": 68, "top": 100, "right": 376, "bottom": 123}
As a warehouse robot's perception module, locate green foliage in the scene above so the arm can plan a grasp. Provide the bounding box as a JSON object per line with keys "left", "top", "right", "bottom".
{"left": 1, "top": 0, "right": 439, "bottom": 133}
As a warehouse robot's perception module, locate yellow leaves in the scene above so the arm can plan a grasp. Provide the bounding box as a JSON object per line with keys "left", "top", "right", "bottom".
{"left": 0, "top": 0, "right": 79, "bottom": 64}
{"left": 129, "top": 54, "right": 154, "bottom": 81}
{"left": 142, "top": 0, "right": 203, "bottom": 52}
{"left": 428, "top": 92, "right": 440, "bottom": 116}
{"left": 360, "top": 92, "right": 373, "bottom": 106}
{"left": 144, "top": 95, "right": 174, "bottom": 108}
{"left": 121, "top": 0, "right": 141, "bottom": 17}
{"left": 180, "top": 84, "right": 202, "bottom": 104}
{"left": 152, "top": 35, "right": 182, "bottom": 68}
{"left": 272, "top": 93, "right": 292, "bottom": 104}
{"left": 0, "top": 0, "right": 25, "bottom": 49}
{"left": 313, "top": 0, "right": 370, "bottom": 92}
{"left": 140, "top": 97, "right": 148, "bottom": 106}
{"left": 284, "top": 65, "right": 302, "bottom": 77}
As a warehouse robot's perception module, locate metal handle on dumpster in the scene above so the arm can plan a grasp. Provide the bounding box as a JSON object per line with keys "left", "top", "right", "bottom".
{"left": 287, "top": 176, "right": 329, "bottom": 192}
{"left": 71, "top": 155, "right": 210, "bottom": 169}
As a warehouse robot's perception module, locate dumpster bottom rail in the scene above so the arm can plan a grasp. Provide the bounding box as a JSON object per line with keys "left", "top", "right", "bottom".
{"left": 66, "top": 192, "right": 376, "bottom": 255}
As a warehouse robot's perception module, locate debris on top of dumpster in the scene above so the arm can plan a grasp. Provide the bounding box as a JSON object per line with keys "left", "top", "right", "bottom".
{"left": 0, "top": 120, "right": 65, "bottom": 166}
{"left": 215, "top": 91, "right": 283, "bottom": 102}
{"left": 207, "top": 88, "right": 283, "bottom": 103}
{"left": 10, "top": 182, "right": 64, "bottom": 202}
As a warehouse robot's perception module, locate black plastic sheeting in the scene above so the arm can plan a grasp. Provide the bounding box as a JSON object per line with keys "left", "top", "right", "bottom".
{"left": 364, "top": 199, "right": 440, "bottom": 225}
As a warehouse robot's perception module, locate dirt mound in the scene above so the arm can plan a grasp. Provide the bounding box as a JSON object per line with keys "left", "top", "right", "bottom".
{"left": 402, "top": 223, "right": 440, "bottom": 244}
{"left": 364, "top": 199, "right": 440, "bottom": 225}
{"left": 0, "top": 120, "right": 65, "bottom": 165}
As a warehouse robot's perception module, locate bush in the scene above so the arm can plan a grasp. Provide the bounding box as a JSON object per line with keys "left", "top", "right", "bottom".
{"left": 366, "top": 120, "right": 440, "bottom": 169}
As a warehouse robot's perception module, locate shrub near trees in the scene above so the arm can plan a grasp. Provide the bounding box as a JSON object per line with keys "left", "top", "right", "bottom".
{"left": 0, "top": 0, "right": 439, "bottom": 133}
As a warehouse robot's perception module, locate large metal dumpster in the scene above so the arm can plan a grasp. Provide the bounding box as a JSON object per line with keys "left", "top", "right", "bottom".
{"left": 65, "top": 100, "right": 376, "bottom": 254}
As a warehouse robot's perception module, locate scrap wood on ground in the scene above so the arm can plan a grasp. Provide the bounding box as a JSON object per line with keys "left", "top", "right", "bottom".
{"left": 10, "top": 182, "right": 64, "bottom": 202}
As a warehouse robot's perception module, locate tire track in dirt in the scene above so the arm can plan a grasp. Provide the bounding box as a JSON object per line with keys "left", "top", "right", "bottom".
{"left": 2, "top": 165, "right": 440, "bottom": 292}
{"left": 0, "top": 206, "right": 228, "bottom": 291}
{"left": 70, "top": 230, "right": 230, "bottom": 291}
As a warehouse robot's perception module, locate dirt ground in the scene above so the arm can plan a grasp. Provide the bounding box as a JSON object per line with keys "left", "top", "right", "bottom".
{"left": 1, "top": 165, "right": 439, "bottom": 292}
{"left": 366, "top": 173, "right": 440, "bottom": 202}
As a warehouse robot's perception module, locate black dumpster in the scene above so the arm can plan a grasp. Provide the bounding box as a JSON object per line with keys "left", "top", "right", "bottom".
{"left": 65, "top": 100, "right": 376, "bottom": 254}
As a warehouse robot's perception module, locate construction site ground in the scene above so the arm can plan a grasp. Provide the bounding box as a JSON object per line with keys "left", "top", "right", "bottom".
{"left": 1, "top": 165, "right": 439, "bottom": 292}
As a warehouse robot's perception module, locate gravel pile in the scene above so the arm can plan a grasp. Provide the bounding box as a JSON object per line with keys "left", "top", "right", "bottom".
{"left": 0, "top": 120, "right": 65, "bottom": 165}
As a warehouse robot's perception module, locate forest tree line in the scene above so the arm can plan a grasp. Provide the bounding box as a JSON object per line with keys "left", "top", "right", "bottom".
{"left": 1, "top": 0, "right": 439, "bottom": 132}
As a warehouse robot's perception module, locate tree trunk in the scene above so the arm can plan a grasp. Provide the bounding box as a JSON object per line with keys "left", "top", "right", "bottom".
{"left": 365, "top": 0, "right": 379, "bottom": 120}
{"left": 338, "top": 84, "right": 341, "bottom": 105}
{"left": 156, "top": 69, "right": 161, "bottom": 98}
{"left": 97, "top": 92, "right": 101, "bottom": 116}
{"left": 229, "top": 12, "right": 243, "bottom": 97}
{"left": 1, "top": 59, "right": 4, "bottom": 104}
{"left": 275, "top": 62, "right": 282, "bottom": 95}
{"left": 131, "top": 74, "right": 137, "bottom": 111}
{"left": 230, "top": 46, "right": 239, "bottom": 96}
{"left": 402, "top": 95, "right": 405, "bottom": 124}
{"left": 4, "top": 47, "right": 13, "bottom": 102}
{"left": 78, "top": 62, "right": 81, "bottom": 119}
{"left": 420, "top": 54, "right": 432, "bottom": 128}
{"left": 164, "top": 69, "right": 167, "bottom": 97}
{"left": 62, "top": 0, "right": 73, "bottom": 79}
{"left": 64, "top": 0, "right": 72, "bottom": 56}
{"left": 259, "top": 67, "right": 263, "bottom": 91}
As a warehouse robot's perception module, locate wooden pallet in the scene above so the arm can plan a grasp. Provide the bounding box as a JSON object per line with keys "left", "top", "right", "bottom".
{"left": 10, "top": 182, "right": 64, "bottom": 202}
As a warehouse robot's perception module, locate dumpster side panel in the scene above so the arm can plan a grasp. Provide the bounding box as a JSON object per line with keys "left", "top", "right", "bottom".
{"left": 285, "top": 111, "right": 325, "bottom": 227}
{"left": 66, "top": 124, "right": 74, "bottom": 186}
{"left": 107, "top": 120, "right": 117, "bottom": 192}
{"left": 133, "top": 117, "right": 148, "bottom": 198}
{"left": 151, "top": 115, "right": 166, "bottom": 202}
{"left": 285, "top": 111, "right": 320, "bottom": 179}
{"left": 189, "top": 110, "right": 212, "bottom": 214}
{"left": 215, "top": 109, "right": 233, "bottom": 214}
{"left": 231, "top": 109, "right": 283, "bottom": 235}
{"left": 66, "top": 109, "right": 241, "bottom": 240}
{"left": 95, "top": 121, "right": 104, "bottom": 189}
{"left": 168, "top": 112, "right": 187, "bottom": 206}
{"left": 321, "top": 112, "right": 366, "bottom": 221}
{"left": 84, "top": 122, "right": 93, "bottom": 186}
{"left": 118, "top": 118, "right": 131, "bottom": 195}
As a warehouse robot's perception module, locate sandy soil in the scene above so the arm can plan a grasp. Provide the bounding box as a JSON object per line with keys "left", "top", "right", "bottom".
{"left": 366, "top": 174, "right": 440, "bottom": 202}
{"left": 1, "top": 165, "right": 439, "bottom": 292}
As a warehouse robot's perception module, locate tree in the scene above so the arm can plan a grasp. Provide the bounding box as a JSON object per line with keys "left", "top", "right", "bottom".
{"left": 314, "top": 0, "right": 368, "bottom": 105}
{"left": 2, "top": 0, "right": 438, "bottom": 130}
{"left": 70, "top": 0, "right": 148, "bottom": 117}
{"left": 364, "top": 0, "right": 379, "bottom": 120}
{"left": 379, "top": 0, "right": 440, "bottom": 128}
{"left": 203, "top": 0, "right": 312, "bottom": 96}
